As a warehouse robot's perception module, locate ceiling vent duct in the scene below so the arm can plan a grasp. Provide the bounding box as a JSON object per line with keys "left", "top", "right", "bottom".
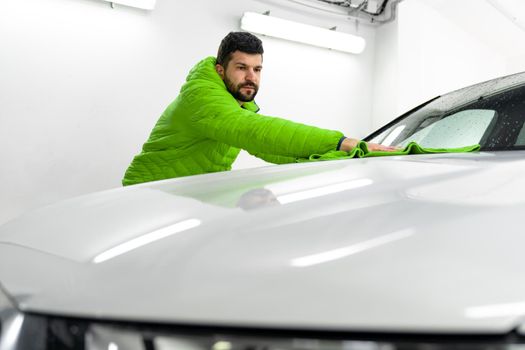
{"left": 283, "top": 0, "right": 404, "bottom": 25}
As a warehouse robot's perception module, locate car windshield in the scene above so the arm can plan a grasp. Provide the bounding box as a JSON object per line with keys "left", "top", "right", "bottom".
{"left": 366, "top": 71, "right": 525, "bottom": 151}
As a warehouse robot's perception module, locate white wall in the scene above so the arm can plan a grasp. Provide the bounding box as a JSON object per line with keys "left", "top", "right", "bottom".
{"left": 0, "top": 0, "right": 377, "bottom": 224}
{"left": 371, "top": 19, "right": 399, "bottom": 131}
{"left": 372, "top": 0, "right": 515, "bottom": 128}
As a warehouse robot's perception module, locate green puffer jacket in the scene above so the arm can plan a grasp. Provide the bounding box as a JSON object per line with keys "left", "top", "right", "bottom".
{"left": 122, "top": 56, "right": 344, "bottom": 186}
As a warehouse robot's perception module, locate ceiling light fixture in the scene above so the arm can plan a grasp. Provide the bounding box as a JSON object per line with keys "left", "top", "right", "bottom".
{"left": 240, "top": 11, "right": 366, "bottom": 54}
{"left": 103, "top": 0, "right": 156, "bottom": 10}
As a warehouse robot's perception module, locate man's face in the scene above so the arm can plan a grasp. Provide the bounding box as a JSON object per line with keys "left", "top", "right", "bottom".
{"left": 216, "top": 51, "right": 262, "bottom": 103}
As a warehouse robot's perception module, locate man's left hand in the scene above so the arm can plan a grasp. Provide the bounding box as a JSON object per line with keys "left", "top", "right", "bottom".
{"left": 366, "top": 142, "right": 400, "bottom": 152}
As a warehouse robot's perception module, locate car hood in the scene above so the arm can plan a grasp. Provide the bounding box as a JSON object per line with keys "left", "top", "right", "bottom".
{"left": 2, "top": 151, "right": 525, "bottom": 334}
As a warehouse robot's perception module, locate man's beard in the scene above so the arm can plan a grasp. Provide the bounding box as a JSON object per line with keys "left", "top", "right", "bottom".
{"left": 224, "top": 77, "right": 259, "bottom": 102}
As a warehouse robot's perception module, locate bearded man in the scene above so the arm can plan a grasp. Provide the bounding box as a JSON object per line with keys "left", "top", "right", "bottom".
{"left": 123, "top": 32, "right": 393, "bottom": 186}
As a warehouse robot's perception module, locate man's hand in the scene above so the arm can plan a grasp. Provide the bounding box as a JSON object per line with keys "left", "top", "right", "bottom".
{"left": 366, "top": 142, "right": 400, "bottom": 152}
{"left": 340, "top": 137, "right": 399, "bottom": 152}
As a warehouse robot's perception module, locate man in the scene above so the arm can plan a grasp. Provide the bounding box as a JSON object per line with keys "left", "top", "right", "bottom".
{"left": 123, "top": 32, "right": 394, "bottom": 186}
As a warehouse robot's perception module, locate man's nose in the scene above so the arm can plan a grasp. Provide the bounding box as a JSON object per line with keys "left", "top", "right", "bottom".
{"left": 245, "top": 69, "right": 257, "bottom": 81}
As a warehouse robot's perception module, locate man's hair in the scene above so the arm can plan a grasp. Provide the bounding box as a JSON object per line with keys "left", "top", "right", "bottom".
{"left": 217, "top": 32, "right": 264, "bottom": 68}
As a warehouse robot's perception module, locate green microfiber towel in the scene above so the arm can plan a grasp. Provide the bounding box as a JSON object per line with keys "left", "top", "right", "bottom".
{"left": 301, "top": 141, "right": 480, "bottom": 162}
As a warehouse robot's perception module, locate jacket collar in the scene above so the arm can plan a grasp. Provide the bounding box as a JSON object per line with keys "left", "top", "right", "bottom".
{"left": 241, "top": 100, "right": 260, "bottom": 113}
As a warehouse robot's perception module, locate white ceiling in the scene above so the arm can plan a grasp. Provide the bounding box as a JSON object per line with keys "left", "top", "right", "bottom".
{"left": 422, "top": 0, "right": 525, "bottom": 58}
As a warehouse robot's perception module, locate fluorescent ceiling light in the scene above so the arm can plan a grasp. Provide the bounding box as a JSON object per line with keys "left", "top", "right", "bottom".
{"left": 240, "top": 12, "right": 366, "bottom": 54}
{"left": 103, "top": 0, "right": 156, "bottom": 10}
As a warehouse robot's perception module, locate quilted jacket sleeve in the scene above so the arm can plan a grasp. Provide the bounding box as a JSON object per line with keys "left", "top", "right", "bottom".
{"left": 249, "top": 151, "right": 298, "bottom": 165}
{"left": 183, "top": 82, "right": 344, "bottom": 158}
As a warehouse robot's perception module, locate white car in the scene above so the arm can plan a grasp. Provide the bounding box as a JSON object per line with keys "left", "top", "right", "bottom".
{"left": 2, "top": 72, "right": 525, "bottom": 349}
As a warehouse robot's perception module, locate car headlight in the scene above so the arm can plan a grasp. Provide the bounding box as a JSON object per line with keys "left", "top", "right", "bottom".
{"left": 0, "top": 284, "right": 25, "bottom": 349}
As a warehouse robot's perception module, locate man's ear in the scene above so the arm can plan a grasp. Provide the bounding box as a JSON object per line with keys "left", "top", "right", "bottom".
{"left": 215, "top": 64, "right": 225, "bottom": 79}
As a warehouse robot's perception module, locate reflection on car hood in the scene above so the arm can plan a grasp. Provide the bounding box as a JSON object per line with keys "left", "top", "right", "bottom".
{"left": 2, "top": 152, "right": 525, "bottom": 334}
